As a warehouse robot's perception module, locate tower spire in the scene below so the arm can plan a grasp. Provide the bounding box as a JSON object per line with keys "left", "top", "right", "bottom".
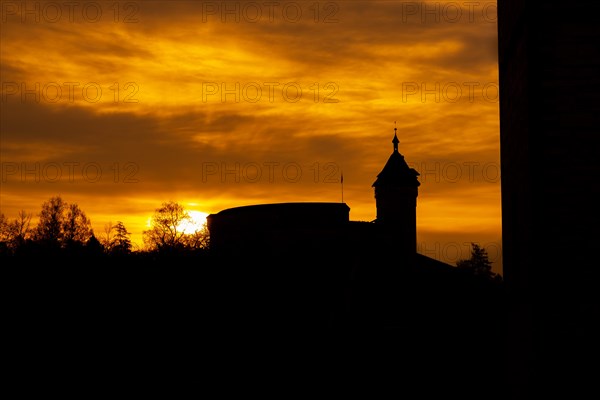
{"left": 393, "top": 121, "right": 399, "bottom": 152}
{"left": 373, "top": 123, "right": 420, "bottom": 256}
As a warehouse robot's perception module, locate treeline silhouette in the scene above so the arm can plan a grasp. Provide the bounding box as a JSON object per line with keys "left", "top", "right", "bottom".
{"left": 1, "top": 195, "right": 501, "bottom": 280}
{"left": 3, "top": 196, "right": 506, "bottom": 397}
{"left": 0, "top": 196, "right": 210, "bottom": 265}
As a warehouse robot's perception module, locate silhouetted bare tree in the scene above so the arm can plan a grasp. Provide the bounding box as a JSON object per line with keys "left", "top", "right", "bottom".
{"left": 143, "top": 202, "right": 210, "bottom": 252}
{"left": 34, "top": 196, "right": 93, "bottom": 249}
{"left": 63, "top": 203, "right": 92, "bottom": 247}
{"left": 10, "top": 210, "right": 32, "bottom": 249}
{"left": 184, "top": 222, "right": 210, "bottom": 249}
{"left": 35, "top": 196, "right": 65, "bottom": 246}
{"left": 143, "top": 201, "right": 190, "bottom": 251}
{"left": 101, "top": 221, "right": 115, "bottom": 250}
{"left": 0, "top": 211, "right": 33, "bottom": 253}
{"left": 0, "top": 213, "right": 10, "bottom": 253}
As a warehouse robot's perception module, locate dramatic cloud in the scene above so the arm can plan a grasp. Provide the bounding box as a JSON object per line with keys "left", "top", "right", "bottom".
{"left": 1, "top": 1, "right": 501, "bottom": 270}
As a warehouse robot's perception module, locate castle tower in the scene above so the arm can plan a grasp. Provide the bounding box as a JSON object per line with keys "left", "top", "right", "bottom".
{"left": 372, "top": 127, "right": 420, "bottom": 254}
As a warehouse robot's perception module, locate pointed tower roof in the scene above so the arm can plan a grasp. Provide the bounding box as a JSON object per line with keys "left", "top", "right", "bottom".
{"left": 372, "top": 126, "right": 420, "bottom": 187}
{"left": 392, "top": 130, "right": 400, "bottom": 152}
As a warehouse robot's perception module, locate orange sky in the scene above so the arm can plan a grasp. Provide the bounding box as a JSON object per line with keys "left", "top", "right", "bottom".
{"left": 0, "top": 1, "right": 501, "bottom": 272}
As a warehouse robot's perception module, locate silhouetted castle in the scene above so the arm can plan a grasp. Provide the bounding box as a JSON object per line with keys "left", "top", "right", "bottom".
{"left": 204, "top": 131, "right": 504, "bottom": 397}
{"left": 207, "top": 129, "right": 448, "bottom": 269}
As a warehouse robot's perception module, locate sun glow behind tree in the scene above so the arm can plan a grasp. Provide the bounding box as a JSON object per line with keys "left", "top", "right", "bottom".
{"left": 179, "top": 210, "right": 209, "bottom": 234}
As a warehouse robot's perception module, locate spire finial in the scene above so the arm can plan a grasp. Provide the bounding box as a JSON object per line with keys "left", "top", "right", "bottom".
{"left": 392, "top": 121, "right": 399, "bottom": 152}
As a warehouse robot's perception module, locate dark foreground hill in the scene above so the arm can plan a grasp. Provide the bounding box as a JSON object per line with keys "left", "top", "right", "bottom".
{"left": 5, "top": 249, "right": 505, "bottom": 397}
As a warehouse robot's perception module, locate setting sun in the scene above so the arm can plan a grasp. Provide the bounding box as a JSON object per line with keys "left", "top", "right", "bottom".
{"left": 0, "top": 1, "right": 501, "bottom": 270}
{"left": 179, "top": 210, "right": 209, "bottom": 234}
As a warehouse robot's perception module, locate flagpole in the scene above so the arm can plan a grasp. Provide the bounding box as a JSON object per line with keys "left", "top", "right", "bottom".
{"left": 341, "top": 170, "right": 344, "bottom": 203}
